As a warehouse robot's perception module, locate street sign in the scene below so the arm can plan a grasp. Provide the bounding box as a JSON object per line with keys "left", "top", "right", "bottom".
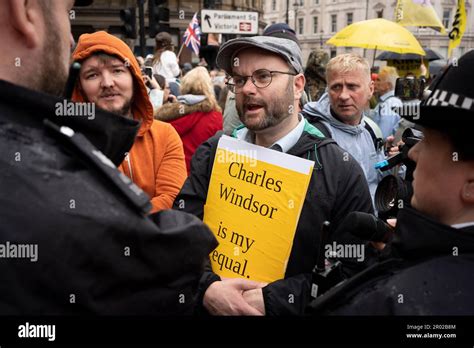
{"left": 201, "top": 10, "right": 258, "bottom": 34}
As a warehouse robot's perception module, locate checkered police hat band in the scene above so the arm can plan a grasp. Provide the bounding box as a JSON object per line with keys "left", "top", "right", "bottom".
{"left": 426, "top": 89, "right": 474, "bottom": 111}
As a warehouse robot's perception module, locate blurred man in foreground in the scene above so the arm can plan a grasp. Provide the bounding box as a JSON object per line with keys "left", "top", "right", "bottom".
{"left": 0, "top": 0, "right": 216, "bottom": 314}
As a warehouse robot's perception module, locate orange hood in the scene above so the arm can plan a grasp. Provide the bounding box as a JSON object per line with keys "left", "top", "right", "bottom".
{"left": 71, "top": 31, "right": 153, "bottom": 137}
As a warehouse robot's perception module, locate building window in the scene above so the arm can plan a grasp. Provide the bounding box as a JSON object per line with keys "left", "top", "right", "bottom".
{"left": 298, "top": 18, "right": 304, "bottom": 35}
{"left": 345, "top": 47, "right": 352, "bottom": 53}
{"left": 313, "top": 16, "right": 319, "bottom": 34}
{"left": 314, "top": 0, "right": 319, "bottom": 4}
{"left": 331, "top": 14, "right": 337, "bottom": 32}
{"left": 271, "top": 0, "right": 276, "bottom": 11}
{"left": 347, "top": 12, "right": 353, "bottom": 25}
{"left": 376, "top": 9, "right": 383, "bottom": 18}
{"left": 330, "top": 48, "right": 337, "bottom": 58}
{"left": 443, "top": 8, "right": 451, "bottom": 28}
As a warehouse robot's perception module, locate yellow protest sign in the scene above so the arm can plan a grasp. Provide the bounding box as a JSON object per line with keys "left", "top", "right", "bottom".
{"left": 203, "top": 135, "right": 314, "bottom": 283}
{"left": 388, "top": 59, "right": 429, "bottom": 78}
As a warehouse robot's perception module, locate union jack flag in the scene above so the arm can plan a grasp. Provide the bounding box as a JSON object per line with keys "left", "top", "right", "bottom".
{"left": 183, "top": 13, "right": 201, "bottom": 56}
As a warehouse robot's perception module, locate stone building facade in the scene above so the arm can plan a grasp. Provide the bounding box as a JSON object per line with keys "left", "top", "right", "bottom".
{"left": 262, "top": 0, "right": 474, "bottom": 66}
{"left": 72, "top": 0, "right": 265, "bottom": 63}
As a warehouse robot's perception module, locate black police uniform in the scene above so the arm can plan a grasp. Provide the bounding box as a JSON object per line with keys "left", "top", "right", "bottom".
{"left": 0, "top": 79, "right": 217, "bottom": 314}
{"left": 307, "top": 49, "right": 474, "bottom": 315}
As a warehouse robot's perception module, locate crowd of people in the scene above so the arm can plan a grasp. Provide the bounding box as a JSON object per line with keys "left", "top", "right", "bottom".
{"left": 1, "top": 0, "right": 473, "bottom": 319}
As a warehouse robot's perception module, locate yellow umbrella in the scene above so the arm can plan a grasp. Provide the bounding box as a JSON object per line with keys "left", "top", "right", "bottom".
{"left": 326, "top": 18, "right": 425, "bottom": 56}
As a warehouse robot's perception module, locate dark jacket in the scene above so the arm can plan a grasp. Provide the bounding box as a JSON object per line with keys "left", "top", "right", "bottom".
{"left": 0, "top": 79, "right": 217, "bottom": 314}
{"left": 173, "top": 119, "right": 374, "bottom": 315}
{"left": 307, "top": 207, "right": 474, "bottom": 315}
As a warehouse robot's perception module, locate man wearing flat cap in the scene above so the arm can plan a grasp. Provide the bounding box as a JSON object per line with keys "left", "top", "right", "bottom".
{"left": 308, "top": 50, "right": 474, "bottom": 315}
{"left": 174, "top": 36, "right": 375, "bottom": 315}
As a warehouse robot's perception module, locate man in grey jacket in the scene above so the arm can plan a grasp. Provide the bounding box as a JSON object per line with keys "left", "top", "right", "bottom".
{"left": 302, "top": 53, "right": 386, "bottom": 201}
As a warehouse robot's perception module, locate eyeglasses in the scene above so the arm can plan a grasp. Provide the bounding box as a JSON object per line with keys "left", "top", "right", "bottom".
{"left": 226, "top": 69, "right": 297, "bottom": 94}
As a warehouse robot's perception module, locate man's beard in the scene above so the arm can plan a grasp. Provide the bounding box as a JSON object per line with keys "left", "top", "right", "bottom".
{"left": 103, "top": 99, "right": 133, "bottom": 118}
{"left": 237, "top": 82, "right": 295, "bottom": 132}
{"left": 36, "top": 10, "right": 69, "bottom": 96}
{"left": 80, "top": 93, "right": 133, "bottom": 119}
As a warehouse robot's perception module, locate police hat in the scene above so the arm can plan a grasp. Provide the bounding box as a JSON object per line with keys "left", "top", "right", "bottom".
{"left": 404, "top": 50, "right": 474, "bottom": 130}
{"left": 263, "top": 23, "right": 299, "bottom": 46}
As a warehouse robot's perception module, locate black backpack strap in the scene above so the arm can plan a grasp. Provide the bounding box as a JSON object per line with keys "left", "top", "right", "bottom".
{"left": 308, "top": 119, "right": 332, "bottom": 138}
{"left": 364, "top": 122, "right": 384, "bottom": 152}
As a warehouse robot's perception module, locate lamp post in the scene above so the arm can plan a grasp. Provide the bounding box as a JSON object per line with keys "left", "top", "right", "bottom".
{"left": 363, "top": 0, "right": 369, "bottom": 58}
{"left": 286, "top": 0, "right": 290, "bottom": 24}
{"left": 293, "top": 0, "right": 301, "bottom": 33}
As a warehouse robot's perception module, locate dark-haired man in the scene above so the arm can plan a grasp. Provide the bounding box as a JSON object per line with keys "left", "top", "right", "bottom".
{"left": 174, "top": 36, "right": 374, "bottom": 316}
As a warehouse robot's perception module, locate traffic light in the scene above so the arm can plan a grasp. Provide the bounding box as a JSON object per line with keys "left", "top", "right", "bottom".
{"left": 120, "top": 7, "right": 137, "bottom": 39}
{"left": 149, "top": 0, "right": 170, "bottom": 37}
{"left": 203, "top": 0, "right": 216, "bottom": 8}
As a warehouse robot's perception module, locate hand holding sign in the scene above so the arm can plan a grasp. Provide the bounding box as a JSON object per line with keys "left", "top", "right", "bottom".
{"left": 203, "top": 278, "right": 266, "bottom": 315}
{"left": 242, "top": 288, "right": 265, "bottom": 315}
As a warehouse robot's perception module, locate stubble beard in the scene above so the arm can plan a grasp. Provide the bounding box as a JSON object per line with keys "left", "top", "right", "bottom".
{"left": 110, "top": 100, "right": 133, "bottom": 119}
{"left": 36, "top": 6, "right": 69, "bottom": 96}
{"left": 237, "top": 82, "right": 295, "bottom": 132}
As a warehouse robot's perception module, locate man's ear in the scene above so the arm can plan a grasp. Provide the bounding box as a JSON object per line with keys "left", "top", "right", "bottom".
{"left": 387, "top": 81, "right": 394, "bottom": 91}
{"left": 294, "top": 73, "right": 306, "bottom": 101}
{"left": 8, "top": 0, "right": 42, "bottom": 49}
{"left": 368, "top": 80, "right": 375, "bottom": 99}
{"left": 461, "top": 180, "right": 474, "bottom": 204}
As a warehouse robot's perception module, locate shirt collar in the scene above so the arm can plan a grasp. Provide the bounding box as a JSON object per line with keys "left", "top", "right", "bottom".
{"left": 380, "top": 90, "right": 395, "bottom": 101}
{"left": 451, "top": 221, "right": 474, "bottom": 229}
{"left": 235, "top": 115, "right": 305, "bottom": 153}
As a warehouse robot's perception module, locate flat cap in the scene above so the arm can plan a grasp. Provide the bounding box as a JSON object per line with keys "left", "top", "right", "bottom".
{"left": 216, "top": 36, "right": 303, "bottom": 75}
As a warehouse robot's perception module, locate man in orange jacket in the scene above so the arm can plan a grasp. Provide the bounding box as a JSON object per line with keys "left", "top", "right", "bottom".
{"left": 72, "top": 31, "right": 187, "bottom": 213}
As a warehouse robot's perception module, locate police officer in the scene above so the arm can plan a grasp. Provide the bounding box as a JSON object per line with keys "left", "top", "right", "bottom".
{"left": 308, "top": 50, "right": 474, "bottom": 315}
